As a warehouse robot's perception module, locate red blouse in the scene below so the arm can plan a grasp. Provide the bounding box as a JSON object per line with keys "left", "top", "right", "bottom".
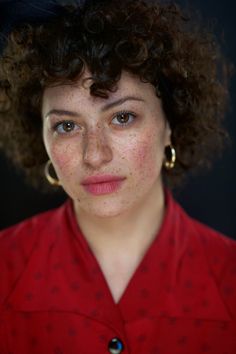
{"left": 0, "top": 192, "right": 236, "bottom": 354}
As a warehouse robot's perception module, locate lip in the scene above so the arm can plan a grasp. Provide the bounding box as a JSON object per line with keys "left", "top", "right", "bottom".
{"left": 81, "top": 175, "right": 126, "bottom": 196}
{"left": 81, "top": 175, "right": 126, "bottom": 185}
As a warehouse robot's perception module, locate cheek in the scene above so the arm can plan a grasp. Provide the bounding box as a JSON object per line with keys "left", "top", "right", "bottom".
{"left": 135, "top": 142, "right": 153, "bottom": 167}
{"left": 130, "top": 131, "right": 163, "bottom": 175}
{"left": 47, "top": 140, "right": 78, "bottom": 175}
{"left": 134, "top": 145, "right": 158, "bottom": 184}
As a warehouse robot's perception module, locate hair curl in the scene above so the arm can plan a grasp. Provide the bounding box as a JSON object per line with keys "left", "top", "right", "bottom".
{"left": 0, "top": 0, "right": 231, "bottom": 189}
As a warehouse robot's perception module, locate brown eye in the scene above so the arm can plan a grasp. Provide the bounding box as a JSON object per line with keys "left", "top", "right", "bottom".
{"left": 62, "top": 121, "right": 75, "bottom": 132}
{"left": 54, "top": 121, "right": 77, "bottom": 134}
{"left": 117, "top": 113, "right": 130, "bottom": 124}
{"left": 112, "top": 111, "right": 136, "bottom": 126}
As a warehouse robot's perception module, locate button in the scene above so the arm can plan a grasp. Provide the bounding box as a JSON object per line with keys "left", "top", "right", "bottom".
{"left": 108, "top": 337, "right": 124, "bottom": 354}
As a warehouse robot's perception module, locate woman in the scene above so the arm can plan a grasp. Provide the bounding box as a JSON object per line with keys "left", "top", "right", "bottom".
{"left": 0, "top": 0, "right": 235, "bottom": 353}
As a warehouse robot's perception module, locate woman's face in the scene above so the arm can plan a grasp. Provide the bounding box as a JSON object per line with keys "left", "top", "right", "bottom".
{"left": 42, "top": 71, "right": 171, "bottom": 217}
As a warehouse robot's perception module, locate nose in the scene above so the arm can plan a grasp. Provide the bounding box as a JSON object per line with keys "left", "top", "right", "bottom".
{"left": 83, "top": 128, "right": 113, "bottom": 169}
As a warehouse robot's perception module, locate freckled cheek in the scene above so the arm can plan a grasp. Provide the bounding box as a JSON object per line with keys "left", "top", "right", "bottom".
{"left": 134, "top": 145, "right": 157, "bottom": 180}
{"left": 48, "top": 141, "right": 79, "bottom": 175}
{"left": 131, "top": 135, "right": 161, "bottom": 175}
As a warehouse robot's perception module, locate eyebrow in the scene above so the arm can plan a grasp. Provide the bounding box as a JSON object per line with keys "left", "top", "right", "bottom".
{"left": 101, "top": 96, "right": 145, "bottom": 112}
{"left": 44, "top": 96, "right": 145, "bottom": 119}
{"left": 45, "top": 109, "right": 78, "bottom": 119}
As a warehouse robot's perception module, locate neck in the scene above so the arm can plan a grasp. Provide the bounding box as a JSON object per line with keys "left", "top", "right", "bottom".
{"left": 73, "top": 182, "right": 166, "bottom": 256}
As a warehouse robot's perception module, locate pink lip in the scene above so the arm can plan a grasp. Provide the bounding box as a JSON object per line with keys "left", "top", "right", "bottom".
{"left": 81, "top": 175, "right": 126, "bottom": 196}
{"left": 81, "top": 175, "right": 125, "bottom": 185}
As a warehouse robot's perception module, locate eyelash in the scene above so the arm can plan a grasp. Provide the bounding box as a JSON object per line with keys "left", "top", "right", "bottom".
{"left": 52, "top": 110, "right": 137, "bottom": 135}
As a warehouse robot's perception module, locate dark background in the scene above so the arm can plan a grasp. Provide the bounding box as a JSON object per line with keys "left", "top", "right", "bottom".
{"left": 0, "top": 0, "right": 235, "bottom": 239}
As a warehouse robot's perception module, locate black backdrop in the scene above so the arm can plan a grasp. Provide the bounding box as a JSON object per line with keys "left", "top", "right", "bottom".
{"left": 0, "top": 0, "right": 235, "bottom": 239}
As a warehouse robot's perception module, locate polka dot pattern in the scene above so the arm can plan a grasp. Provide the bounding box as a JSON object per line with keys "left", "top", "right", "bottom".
{"left": 0, "top": 192, "right": 235, "bottom": 353}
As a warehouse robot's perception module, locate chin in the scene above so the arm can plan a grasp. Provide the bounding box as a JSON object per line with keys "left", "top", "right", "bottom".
{"left": 77, "top": 197, "right": 133, "bottom": 219}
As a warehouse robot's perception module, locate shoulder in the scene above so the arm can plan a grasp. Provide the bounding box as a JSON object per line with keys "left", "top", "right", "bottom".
{"left": 169, "top": 192, "right": 236, "bottom": 254}
{"left": 177, "top": 197, "right": 236, "bottom": 269}
{"left": 176, "top": 201, "right": 236, "bottom": 318}
{"left": 171, "top": 192, "right": 236, "bottom": 254}
{"left": 187, "top": 213, "right": 236, "bottom": 261}
{"left": 192, "top": 217, "right": 236, "bottom": 289}
{"left": 0, "top": 201, "right": 69, "bottom": 308}
{"left": 0, "top": 201, "right": 68, "bottom": 250}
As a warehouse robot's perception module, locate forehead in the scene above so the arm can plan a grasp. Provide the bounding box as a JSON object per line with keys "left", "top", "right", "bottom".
{"left": 42, "top": 70, "right": 156, "bottom": 108}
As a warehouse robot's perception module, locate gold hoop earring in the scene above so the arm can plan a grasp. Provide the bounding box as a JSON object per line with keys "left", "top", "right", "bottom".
{"left": 44, "top": 160, "right": 61, "bottom": 186}
{"left": 164, "top": 145, "right": 176, "bottom": 170}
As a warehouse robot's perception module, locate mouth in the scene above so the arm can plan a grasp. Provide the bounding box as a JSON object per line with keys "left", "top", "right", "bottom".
{"left": 81, "top": 175, "right": 126, "bottom": 196}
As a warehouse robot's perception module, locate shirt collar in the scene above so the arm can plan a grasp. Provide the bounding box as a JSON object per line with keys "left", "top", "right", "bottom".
{"left": 6, "top": 191, "right": 231, "bottom": 329}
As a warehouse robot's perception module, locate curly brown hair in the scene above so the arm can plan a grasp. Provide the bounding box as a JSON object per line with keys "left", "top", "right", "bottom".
{"left": 0, "top": 0, "right": 231, "bottom": 189}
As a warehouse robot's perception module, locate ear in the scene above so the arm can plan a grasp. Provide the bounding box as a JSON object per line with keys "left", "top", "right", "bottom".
{"left": 164, "top": 120, "right": 172, "bottom": 146}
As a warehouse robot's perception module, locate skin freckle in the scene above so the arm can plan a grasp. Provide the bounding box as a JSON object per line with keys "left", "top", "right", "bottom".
{"left": 42, "top": 70, "right": 170, "bottom": 217}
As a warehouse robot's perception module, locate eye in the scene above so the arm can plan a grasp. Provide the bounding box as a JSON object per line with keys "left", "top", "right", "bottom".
{"left": 53, "top": 120, "right": 80, "bottom": 134}
{"left": 112, "top": 111, "right": 136, "bottom": 126}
